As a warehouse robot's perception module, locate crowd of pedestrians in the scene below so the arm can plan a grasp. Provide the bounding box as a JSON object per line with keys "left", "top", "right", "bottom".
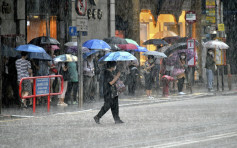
{"left": 1, "top": 46, "right": 216, "bottom": 108}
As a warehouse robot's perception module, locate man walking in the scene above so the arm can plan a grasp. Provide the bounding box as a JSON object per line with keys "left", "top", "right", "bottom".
{"left": 94, "top": 61, "right": 124, "bottom": 124}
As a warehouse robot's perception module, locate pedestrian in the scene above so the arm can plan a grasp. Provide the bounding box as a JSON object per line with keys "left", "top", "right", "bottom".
{"left": 205, "top": 49, "right": 216, "bottom": 92}
{"left": 128, "top": 60, "right": 139, "bottom": 96}
{"left": 65, "top": 62, "right": 78, "bottom": 105}
{"left": 83, "top": 55, "right": 95, "bottom": 103}
{"left": 94, "top": 61, "right": 124, "bottom": 124}
{"left": 175, "top": 52, "right": 187, "bottom": 95}
{"left": 144, "top": 55, "right": 155, "bottom": 99}
{"left": 15, "top": 51, "right": 33, "bottom": 108}
{"left": 57, "top": 62, "right": 69, "bottom": 106}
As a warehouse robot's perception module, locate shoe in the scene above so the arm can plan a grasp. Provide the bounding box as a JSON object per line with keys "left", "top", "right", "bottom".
{"left": 94, "top": 116, "right": 100, "bottom": 124}
{"left": 57, "top": 102, "right": 68, "bottom": 106}
{"left": 178, "top": 92, "right": 186, "bottom": 95}
{"left": 62, "top": 102, "right": 68, "bottom": 106}
{"left": 73, "top": 101, "right": 78, "bottom": 105}
{"left": 115, "top": 120, "right": 124, "bottom": 124}
{"left": 148, "top": 96, "right": 154, "bottom": 99}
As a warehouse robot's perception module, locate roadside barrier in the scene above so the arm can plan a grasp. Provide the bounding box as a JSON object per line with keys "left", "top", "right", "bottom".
{"left": 19, "top": 75, "right": 64, "bottom": 113}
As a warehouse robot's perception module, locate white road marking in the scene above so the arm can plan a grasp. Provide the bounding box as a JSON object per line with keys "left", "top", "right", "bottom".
{"left": 142, "top": 132, "right": 237, "bottom": 148}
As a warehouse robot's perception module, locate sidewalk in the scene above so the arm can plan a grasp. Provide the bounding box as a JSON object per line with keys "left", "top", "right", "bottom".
{"left": 1, "top": 84, "right": 237, "bottom": 119}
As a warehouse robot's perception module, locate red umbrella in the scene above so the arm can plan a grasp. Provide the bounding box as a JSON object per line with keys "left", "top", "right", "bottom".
{"left": 117, "top": 43, "right": 138, "bottom": 50}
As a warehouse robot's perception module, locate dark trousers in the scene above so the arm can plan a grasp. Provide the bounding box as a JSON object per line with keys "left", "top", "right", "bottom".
{"left": 65, "top": 82, "right": 78, "bottom": 103}
{"left": 97, "top": 96, "right": 120, "bottom": 121}
{"left": 128, "top": 76, "right": 136, "bottom": 95}
{"left": 178, "top": 77, "right": 185, "bottom": 92}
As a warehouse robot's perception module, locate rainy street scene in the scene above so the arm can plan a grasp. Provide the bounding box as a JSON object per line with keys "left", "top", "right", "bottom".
{"left": 0, "top": 0, "right": 237, "bottom": 147}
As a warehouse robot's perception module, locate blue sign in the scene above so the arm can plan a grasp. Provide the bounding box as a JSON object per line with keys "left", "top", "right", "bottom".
{"left": 36, "top": 78, "right": 50, "bottom": 95}
{"left": 69, "top": 26, "right": 77, "bottom": 36}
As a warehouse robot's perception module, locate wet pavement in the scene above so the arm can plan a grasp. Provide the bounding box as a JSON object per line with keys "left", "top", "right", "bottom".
{"left": 1, "top": 83, "right": 237, "bottom": 118}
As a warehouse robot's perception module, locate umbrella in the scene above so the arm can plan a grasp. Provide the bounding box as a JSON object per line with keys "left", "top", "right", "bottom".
{"left": 162, "top": 36, "right": 181, "bottom": 44}
{"left": 143, "top": 51, "right": 167, "bottom": 58}
{"left": 83, "top": 39, "right": 111, "bottom": 50}
{"left": 166, "top": 49, "right": 196, "bottom": 66}
{"left": 125, "top": 39, "right": 139, "bottom": 46}
{"left": 152, "top": 31, "right": 178, "bottom": 39}
{"left": 28, "top": 52, "right": 52, "bottom": 61}
{"left": 65, "top": 42, "right": 77, "bottom": 47}
{"left": 164, "top": 41, "right": 199, "bottom": 56}
{"left": 16, "top": 44, "right": 46, "bottom": 53}
{"left": 83, "top": 50, "right": 99, "bottom": 59}
{"left": 143, "top": 39, "right": 168, "bottom": 45}
{"left": 107, "top": 44, "right": 121, "bottom": 51}
{"left": 204, "top": 39, "right": 229, "bottom": 49}
{"left": 54, "top": 54, "right": 78, "bottom": 62}
{"left": 103, "top": 36, "right": 128, "bottom": 44}
{"left": 29, "top": 36, "right": 60, "bottom": 45}
{"left": 45, "top": 45, "right": 60, "bottom": 50}
{"left": 160, "top": 45, "right": 171, "bottom": 53}
{"left": 99, "top": 51, "right": 137, "bottom": 62}
{"left": 117, "top": 43, "right": 138, "bottom": 50}
{"left": 67, "top": 47, "right": 90, "bottom": 54}
{"left": 134, "top": 46, "right": 148, "bottom": 52}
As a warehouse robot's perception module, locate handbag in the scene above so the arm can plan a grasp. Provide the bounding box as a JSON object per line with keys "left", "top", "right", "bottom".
{"left": 171, "top": 68, "right": 185, "bottom": 76}
{"left": 115, "top": 80, "right": 126, "bottom": 93}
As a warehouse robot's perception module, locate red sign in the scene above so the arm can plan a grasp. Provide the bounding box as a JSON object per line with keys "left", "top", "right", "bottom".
{"left": 75, "top": 0, "right": 87, "bottom": 16}
{"left": 185, "top": 11, "right": 196, "bottom": 24}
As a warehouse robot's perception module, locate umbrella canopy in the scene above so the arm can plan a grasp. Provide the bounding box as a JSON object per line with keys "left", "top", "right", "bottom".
{"left": 108, "top": 44, "right": 121, "bottom": 51}
{"left": 29, "top": 36, "right": 60, "bottom": 45}
{"left": 103, "top": 36, "right": 128, "bottom": 44}
{"left": 16, "top": 44, "right": 46, "bottom": 53}
{"left": 28, "top": 52, "right": 52, "bottom": 61}
{"left": 117, "top": 43, "right": 138, "bottom": 50}
{"left": 134, "top": 46, "right": 148, "bottom": 52}
{"left": 143, "top": 39, "right": 168, "bottom": 45}
{"left": 143, "top": 51, "right": 167, "bottom": 58}
{"left": 152, "top": 31, "right": 178, "bottom": 39}
{"left": 162, "top": 36, "right": 181, "bottom": 44}
{"left": 160, "top": 45, "right": 171, "bottom": 53}
{"left": 65, "top": 42, "right": 77, "bottom": 47}
{"left": 166, "top": 49, "right": 196, "bottom": 66}
{"left": 83, "top": 50, "right": 99, "bottom": 59}
{"left": 164, "top": 41, "right": 199, "bottom": 56}
{"left": 99, "top": 51, "right": 137, "bottom": 62}
{"left": 54, "top": 54, "right": 78, "bottom": 62}
{"left": 125, "top": 39, "right": 139, "bottom": 46}
{"left": 204, "top": 39, "right": 229, "bottom": 49}
{"left": 83, "top": 39, "right": 111, "bottom": 50}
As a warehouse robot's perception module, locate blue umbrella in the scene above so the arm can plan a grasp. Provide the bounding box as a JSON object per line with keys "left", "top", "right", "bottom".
{"left": 28, "top": 52, "right": 52, "bottom": 61}
{"left": 99, "top": 51, "right": 137, "bottom": 62}
{"left": 134, "top": 46, "right": 148, "bottom": 52}
{"left": 16, "top": 44, "right": 46, "bottom": 53}
{"left": 83, "top": 39, "right": 111, "bottom": 50}
{"left": 83, "top": 50, "right": 99, "bottom": 59}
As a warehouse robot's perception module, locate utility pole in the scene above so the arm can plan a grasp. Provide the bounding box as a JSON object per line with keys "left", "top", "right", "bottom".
{"left": 0, "top": 25, "right": 2, "bottom": 114}
{"left": 77, "top": 31, "right": 83, "bottom": 108}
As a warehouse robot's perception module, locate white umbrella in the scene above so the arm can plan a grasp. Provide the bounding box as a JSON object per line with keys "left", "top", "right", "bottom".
{"left": 65, "top": 42, "right": 77, "bottom": 47}
{"left": 143, "top": 51, "right": 167, "bottom": 58}
{"left": 204, "top": 39, "right": 229, "bottom": 49}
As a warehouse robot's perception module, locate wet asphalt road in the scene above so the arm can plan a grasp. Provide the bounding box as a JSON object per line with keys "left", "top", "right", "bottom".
{"left": 1, "top": 95, "right": 237, "bottom": 148}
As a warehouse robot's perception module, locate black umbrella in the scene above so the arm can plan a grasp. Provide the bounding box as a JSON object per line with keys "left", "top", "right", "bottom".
{"left": 143, "top": 39, "right": 168, "bottom": 45}
{"left": 164, "top": 42, "right": 198, "bottom": 56}
{"left": 103, "top": 36, "right": 128, "bottom": 44}
{"left": 28, "top": 36, "right": 60, "bottom": 45}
